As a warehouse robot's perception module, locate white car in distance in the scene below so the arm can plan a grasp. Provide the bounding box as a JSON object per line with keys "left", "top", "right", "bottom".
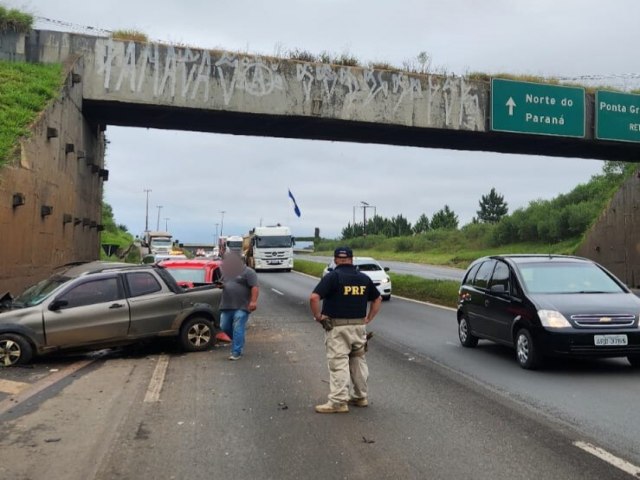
{"left": 323, "top": 257, "right": 392, "bottom": 301}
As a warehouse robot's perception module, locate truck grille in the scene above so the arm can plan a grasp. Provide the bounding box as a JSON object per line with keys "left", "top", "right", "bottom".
{"left": 570, "top": 314, "right": 636, "bottom": 328}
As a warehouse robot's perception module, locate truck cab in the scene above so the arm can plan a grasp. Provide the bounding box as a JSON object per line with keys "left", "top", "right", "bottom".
{"left": 244, "top": 226, "right": 294, "bottom": 272}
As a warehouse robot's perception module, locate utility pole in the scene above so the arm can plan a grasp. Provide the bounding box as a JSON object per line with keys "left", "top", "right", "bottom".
{"left": 215, "top": 223, "right": 219, "bottom": 246}
{"left": 156, "top": 205, "right": 163, "bottom": 231}
{"left": 144, "top": 189, "right": 152, "bottom": 233}
{"left": 164, "top": 217, "right": 170, "bottom": 231}
{"left": 220, "top": 210, "right": 226, "bottom": 237}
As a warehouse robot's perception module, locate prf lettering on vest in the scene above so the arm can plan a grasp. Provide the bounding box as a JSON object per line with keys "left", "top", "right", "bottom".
{"left": 343, "top": 286, "right": 366, "bottom": 295}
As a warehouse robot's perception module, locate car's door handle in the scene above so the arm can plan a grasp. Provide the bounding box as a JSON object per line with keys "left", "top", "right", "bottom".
{"left": 109, "top": 303, "right": 125, "bottom": 309}
{"left": 484, "top": 300, "right": 490, "bottom": 307}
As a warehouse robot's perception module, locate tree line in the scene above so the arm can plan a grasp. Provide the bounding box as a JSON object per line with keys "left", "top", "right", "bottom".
{"left": 340, "top": 162, "right": 634, "bottom": 246}
{"left": 342, "top": 188, "right": 507, "bottom": 238}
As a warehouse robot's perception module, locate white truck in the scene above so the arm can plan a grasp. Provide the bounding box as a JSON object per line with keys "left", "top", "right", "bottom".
{"left": 145, "top": 231, "right": 173, "bottom": 255}
{"left": 225, "top": 235, "right": 244, "bottom": 254}
{"left": 243, "top": 226, "right": 294, "bottom": 272}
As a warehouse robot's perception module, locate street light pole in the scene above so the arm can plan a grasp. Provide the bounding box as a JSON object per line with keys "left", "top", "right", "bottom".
{"left": 144, "top": 189, "right": 152, "bottom": 233}
{"left": 220, "top": 210, "right": 226, "bottom": 238}
{"left": 156, "top": 205, "right": 163, "bottom": 231}
{"left": 215, "top": 223, "right": 219, "bottom": 246}
{"left": 360, "top": 201, "right": 376, "bottom": 237}
{"left": 361, "top": 201, "right": 369, "bottom": 237}
{"left": 164, "top": 217, "right": 170, "bottom": 231}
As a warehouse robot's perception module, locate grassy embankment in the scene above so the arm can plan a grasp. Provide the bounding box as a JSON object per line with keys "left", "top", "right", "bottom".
{"left": 101, "top": 203, "right": 139, "bottom": 263}
{"left": 315, "top": 163, "right": 636, "bottom": 270}
{"left": 313, "top": 238, "right": 579, "bottom": 270}
{"left": 0, "top": 61, "right": 63, "bottom": 166}
{"left": 294, "top": 259, "right": 459, "bottom": 308}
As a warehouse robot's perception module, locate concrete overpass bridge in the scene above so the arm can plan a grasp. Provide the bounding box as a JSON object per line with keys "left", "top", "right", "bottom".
{"left": 6, "top": 30, "right": 640, "bottom": 160}
{"left": 1, "top": 29, "right": 640, "bottom": 292}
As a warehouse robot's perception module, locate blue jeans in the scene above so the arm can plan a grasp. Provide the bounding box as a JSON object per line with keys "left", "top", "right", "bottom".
{"left": 220, "top": 309, "right": 250, "bottom": 356}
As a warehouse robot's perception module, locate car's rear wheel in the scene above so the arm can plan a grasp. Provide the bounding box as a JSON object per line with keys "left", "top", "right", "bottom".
{"left": 382, "top": 295, "right": 391, "bottom": 302}
{"left": 180, "top": 317, "right": 215, "bottom": 352}
{"left": 458, "top": 317, "right": 478, "bottom": 348}
{"left": 628, "top": 356, "right": 640, "bottom": 368}
{"left": 0, "top": 334, "right": 33, "bottom": 367}
{"left": 515, "top": 328, "right": 542, "bottom": 370}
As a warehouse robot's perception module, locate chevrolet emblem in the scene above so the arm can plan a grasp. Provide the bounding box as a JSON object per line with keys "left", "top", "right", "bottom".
{"left": 599, "top": 317, "right": 612, "bottom": 323}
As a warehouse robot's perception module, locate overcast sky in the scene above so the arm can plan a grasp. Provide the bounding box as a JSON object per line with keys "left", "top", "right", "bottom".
{"left": 11, "top": 0, "right": 640, "bottom": 241}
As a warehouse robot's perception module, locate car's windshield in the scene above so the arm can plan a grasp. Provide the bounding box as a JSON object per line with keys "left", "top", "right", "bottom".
{"left": 165, "top": 268, "right": 206, "bottom": 284}
{"left": 227, "top": 241, "right": 243, "bottom": 249}
{"left": 357, "top": 263, "right": 382, "bottom": 272}
{"left": 518, "top": 262, "right": 624, "bottom": 294}
{"left": 13, "top": 276, "right": 71, "bottom": 307}
{"left": 256, "top": 235, "right": 292, "bottom": 248}
{"left": 151, "top": 238, "right": 172, "bottom": 246}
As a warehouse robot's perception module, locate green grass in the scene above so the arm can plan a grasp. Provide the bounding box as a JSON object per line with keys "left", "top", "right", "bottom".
{"left": 293, "top": 259, "right": 459, "bottom": 308}
{"left": 0, "top": 61, "right": 63, "bottom": 166}
{"left": 389, "top": 273, "right": 459, "bottom": 308}
{"left": 100, "top": 202, "right": 137, "bottom": 262}
{"left": 0, "top": 6, "right": 33, "bottom": 33}
{"left": 314, "top": 238, "right": 580, "bottom": 270}
{"left": 293, "top": 259, "right": 326, "bottom": 277}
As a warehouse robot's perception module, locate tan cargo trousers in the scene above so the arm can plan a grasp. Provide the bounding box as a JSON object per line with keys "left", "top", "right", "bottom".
{"left": 324, "top": 324, "right": 368, "bottom": 405}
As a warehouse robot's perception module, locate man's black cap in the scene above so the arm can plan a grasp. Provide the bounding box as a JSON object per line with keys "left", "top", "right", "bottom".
{"left": 334, "top": 246, "right": 353, "bottom": 258}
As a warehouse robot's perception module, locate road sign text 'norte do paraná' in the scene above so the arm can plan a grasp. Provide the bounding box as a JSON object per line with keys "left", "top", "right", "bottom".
{"left": 491, "top": 78, "right": 585, "bottom": 138}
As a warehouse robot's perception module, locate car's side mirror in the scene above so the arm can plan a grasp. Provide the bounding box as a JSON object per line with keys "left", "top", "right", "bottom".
{"left": 489, "top": 284, "right": 507, "bottom": 295}
{"left": 327, "top": 267, "right": 334, "bottom": 272}
{"left": 49, "top": 299, "right": 69, "bottom": 311}
{"left": 384, "top": 267, "right": 390, "bottom": 272}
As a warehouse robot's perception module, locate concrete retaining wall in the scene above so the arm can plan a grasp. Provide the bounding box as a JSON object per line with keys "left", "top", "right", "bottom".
{"left": 577, "top": 172, "right": 640, "bottom": 287}
{"left": 0, "top": 57, "right": 105, "bottom": 295}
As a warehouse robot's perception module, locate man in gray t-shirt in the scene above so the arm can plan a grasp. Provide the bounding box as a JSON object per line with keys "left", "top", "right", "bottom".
{"left": 219, "top": 252, "right": 259, "bottom": 360}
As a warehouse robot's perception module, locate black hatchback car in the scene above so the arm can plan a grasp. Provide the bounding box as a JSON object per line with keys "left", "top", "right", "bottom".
{"left": 457, "top": 255, "right": 640, "bottom": 369}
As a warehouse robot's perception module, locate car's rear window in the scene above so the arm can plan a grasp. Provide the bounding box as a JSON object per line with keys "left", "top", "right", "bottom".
{"left": 166, "top": 268, "right": 207, "bottom": 284}
{"left": 518, "top": 262, "right": 624, "bottom": 294}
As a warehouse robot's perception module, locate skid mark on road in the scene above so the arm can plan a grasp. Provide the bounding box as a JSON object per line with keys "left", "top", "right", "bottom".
{"left": 144, "top": 355, "right": 170, "bottom": 403}
{"left": 574, "top": 441, "right": 640, "bottom": 477}
{"left": 0, "top": 379, "right": 30, "bottom": 395}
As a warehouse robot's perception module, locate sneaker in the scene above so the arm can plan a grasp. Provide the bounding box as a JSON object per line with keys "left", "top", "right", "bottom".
{"left": 315, "top": 401, "right": 349, "bottom": 414}
{"left": 348, "top": 397, "right": 369, "bottom": 407}
{"left": 228, "top": 354, "right": 242, "bottom": 361}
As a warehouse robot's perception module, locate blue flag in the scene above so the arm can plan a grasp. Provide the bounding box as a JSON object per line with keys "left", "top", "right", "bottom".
{"left": 288, "top": 189, "right": 301, "bottom": 218}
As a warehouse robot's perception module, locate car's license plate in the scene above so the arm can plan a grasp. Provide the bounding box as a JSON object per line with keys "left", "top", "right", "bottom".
{"left": 267, "top": 260, "right": 281, "bottom": 265}
{"left": 594, "top": 334, "right": 628, "bottom": 346}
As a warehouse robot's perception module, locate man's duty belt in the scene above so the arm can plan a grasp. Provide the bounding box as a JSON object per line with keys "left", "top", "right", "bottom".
{"left": 330, "top": 318, "right": 366, "bottom": 326}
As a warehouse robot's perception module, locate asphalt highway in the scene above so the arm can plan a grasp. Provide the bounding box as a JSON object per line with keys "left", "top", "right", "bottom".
{"left": 296, "top": 254, "right": 466, "bottom": 281}
{"left": 0, "top": 271, "right": 638, "bottom": 479}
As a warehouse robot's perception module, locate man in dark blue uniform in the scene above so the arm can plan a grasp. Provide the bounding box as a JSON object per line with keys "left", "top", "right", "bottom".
{"left": 310, "top": 246, "right": 382, "bottom": 413}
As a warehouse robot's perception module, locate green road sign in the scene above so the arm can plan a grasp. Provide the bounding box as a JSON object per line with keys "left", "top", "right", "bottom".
{"left": 595, "top": 91, "right": 640, "bottom": 143}
{"left": 491, "top": 79, "right": 585, "bottom": 138}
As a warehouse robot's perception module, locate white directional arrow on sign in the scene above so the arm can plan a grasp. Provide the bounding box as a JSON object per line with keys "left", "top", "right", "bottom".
{"left": 506, "top": 97, "right": 516, "bottom": 116}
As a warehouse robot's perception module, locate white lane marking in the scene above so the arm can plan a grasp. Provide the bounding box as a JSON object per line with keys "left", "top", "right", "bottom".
{"left": 574, "top": 441, "right": 640, "bottom": 477}
{"left": 144, "top": 355, "right": 170, "bottom": 403}
{"left": 0, "top": 379, "right": 30, "bottom": 395}
{"left": 292, "top": 270, "right": 457, "bottom": 312}
{"left": 292, "top": 271, "right": 319, "bottom": 281}
{"left": 392, "top": 294, "right": 457, "bottom": 312}
{"left": 271, "top": 288, "right": 285, "bottom": 296}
